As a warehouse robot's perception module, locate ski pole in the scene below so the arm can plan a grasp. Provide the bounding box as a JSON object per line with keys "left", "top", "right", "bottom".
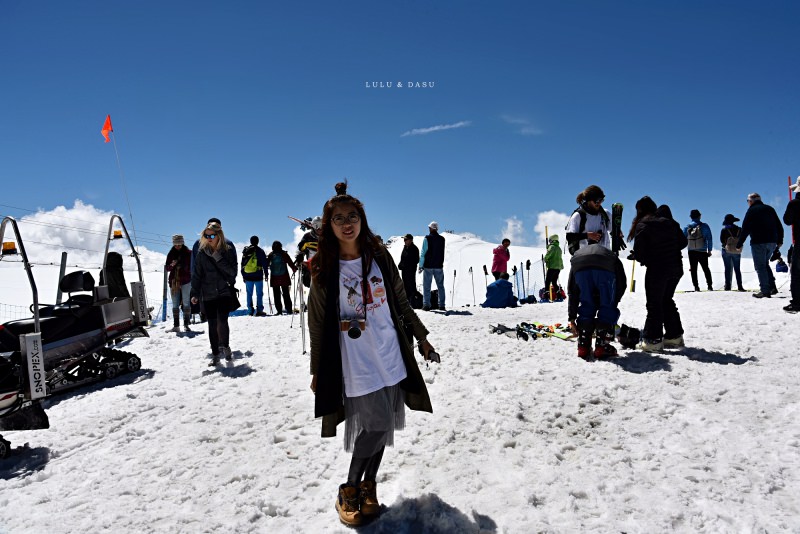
{"left": 482, "top": 265, "right": 488, "bottom": 287}
{"left": 525, "top": 259, "right": 531, "bottom": 295}
{"left": 520, "top": 262, "right": 526, "bottom": 299}
{"left": 267, "top": 280, "right": 274, "bottom": 314}
{"left": 541, "top": 254, "right": 546, "bottom": 291}
{"left": 451, "top": 269, "right": 456, "bottom": 308}
{"left": 469, "top": 266, "right": 475, "bottom": 306}
{"left": 512, "top": 265, "right": 518, "bottom": 299}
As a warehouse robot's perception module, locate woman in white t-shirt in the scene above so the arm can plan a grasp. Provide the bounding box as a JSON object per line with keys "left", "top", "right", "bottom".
{"left": 565, "top": 184, "right": 612, "bottom": 253}
{"left": 308, "top": 182, "right": 436, "bottom": 527}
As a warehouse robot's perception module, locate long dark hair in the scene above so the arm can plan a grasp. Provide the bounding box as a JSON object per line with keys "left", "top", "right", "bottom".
{"left": 311, "top": 181, "right": 381, "bottom": 285}
{"left": 627, "top": 196, "right": 658, "bottom": 241}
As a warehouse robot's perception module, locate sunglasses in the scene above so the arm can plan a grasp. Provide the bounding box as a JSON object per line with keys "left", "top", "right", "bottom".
{"left": 204, "top": 234, "right": 217, "bottom": 239}
{"left": 593, "top": 198, "right": 605, "bottom": 204}
{"left": 332, "top": 213, "right": 360, "bottom": 226}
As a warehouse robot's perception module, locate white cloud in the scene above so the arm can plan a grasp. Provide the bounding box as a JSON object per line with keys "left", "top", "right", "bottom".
{"left": 501, "top": 114, "right": 543, "bottom": 136}
{"left": 500, "top": 216, "right": 525, "bottom": 245}
{"left": 534, "top": 210, "right": 571, "bottom": 247}
{"left": 401, "top": 121, "right": 471, "bottom": 137}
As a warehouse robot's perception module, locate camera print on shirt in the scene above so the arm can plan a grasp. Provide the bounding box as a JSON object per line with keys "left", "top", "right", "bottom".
{"left": 340, "top": 266, "right": 387, "bottom": 319}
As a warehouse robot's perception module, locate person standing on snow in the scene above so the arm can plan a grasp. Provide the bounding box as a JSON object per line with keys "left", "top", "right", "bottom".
{"left": 295, "top": 216, "right": 322, "bottom": 289}
{"left": 307, "top": 182, "right": 435, "bottom": 527}
{"left": 627, "top": 198, "right": 687, "bottom": 352}
{"left": 719, "top": 214, "right": 745, "bottom": 292}
{"left": 166, "top": 234, "right": 192, "bottom": 331}
{"left": 241, "top": 236, "right": 269, "bottom": 316}
{"left": 683, "top": 209, "right": 714, "bottom": 291}
{"left": 190, "top": 221, "right": 238, "bottom": 365}
{"left": 491, "top": 239, "right": 511, "bottom": 280}
{"left": 565, "top": 185, "right": 612, "bottom": 255}
{"left": 418, "top": 221, "right": 446, "bottom": 311}
{"left": 267, "top": 241, "right": 297, "bottom": 315}
{"left": 783, "top": 178, "right": 800, "bottom": 313}
{"left": 398, "top": 234, "right": 420, "bottom": 306}
{"left": 737, "top": 193, "right": 784, "bottom": 299}
{"left": 567, "top": 244, "right": 626, "bottom": 360}
{"left": 544, "top": 234, "right": 563, "bottom": 294}
{"left": 191, "top": 217, "right": 236, "bottom": 323}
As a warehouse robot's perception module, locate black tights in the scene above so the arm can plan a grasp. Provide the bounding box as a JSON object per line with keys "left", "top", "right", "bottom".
{"left": 347, "top": 446, "right": 385, "bottom": 485}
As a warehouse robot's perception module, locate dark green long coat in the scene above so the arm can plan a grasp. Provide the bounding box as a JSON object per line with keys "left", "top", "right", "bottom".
{"left": 307, "top": 245, "right": 432, "bottom": 438}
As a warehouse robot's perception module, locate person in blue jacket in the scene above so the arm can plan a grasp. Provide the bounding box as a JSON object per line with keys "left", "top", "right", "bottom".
{"left": 683, "top": 209, "right": 713, "bottom": 291}
{"left": 481, "top": 272, "right": 517, "bottom": 308}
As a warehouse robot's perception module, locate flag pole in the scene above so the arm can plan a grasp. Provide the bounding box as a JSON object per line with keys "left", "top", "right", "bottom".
{"left": 103, "top": 115, "right": 140, "bottom": 252}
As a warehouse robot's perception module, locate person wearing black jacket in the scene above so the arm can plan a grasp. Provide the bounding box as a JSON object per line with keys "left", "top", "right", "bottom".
{"left": 567, "top": 244, "right": 627, "bottom": 360}
{"left": 190, "top": 222, "right": 238, "bottom": 365}
{"left": 241, "top": 236, "right": 269, "bottom": 316}
{"left": 783, "top": 179, "right": 800, "bottom": 313}
{"left": 628, "top": 198, "right": 687, "bottom": 352}
{"left": 397, "top": 234, "right": 420, "bottom": 307}
{"left": 737, "top": 193, "right": 784, "bottom": 298}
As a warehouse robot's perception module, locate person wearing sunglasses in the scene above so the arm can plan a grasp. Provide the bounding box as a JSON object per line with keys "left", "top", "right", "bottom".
{"left": 190, "top": 221, "right": 238, "bottom": 365}
{"left": 565, "top": 185, "right": 612, "bottom": 255}
{"left": 307, "top": 181, "right": 436, "bottom": 527}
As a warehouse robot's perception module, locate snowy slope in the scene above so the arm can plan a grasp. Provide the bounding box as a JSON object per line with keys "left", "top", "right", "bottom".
{"left": 0, "top": 236, "right": 797, "bottom": 533}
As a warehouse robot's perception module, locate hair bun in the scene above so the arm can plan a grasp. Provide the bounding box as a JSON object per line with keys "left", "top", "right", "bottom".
{"left": 335, "top": 181, "right": 347, "bottom": 196}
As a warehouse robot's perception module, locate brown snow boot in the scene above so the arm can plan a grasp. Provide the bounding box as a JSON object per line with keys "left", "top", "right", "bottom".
{"left": 359, "top": 480, "right": 380, "bottom": 517}
{"left": 335, "top": 483, "right": 363, "bottom": 526}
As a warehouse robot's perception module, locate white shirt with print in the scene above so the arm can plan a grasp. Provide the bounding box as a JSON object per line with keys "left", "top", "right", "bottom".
{"left": 566, "top": 208, "right": 611, "bottom": 249}
{"left": 338, "top": 257, "right": 407, "bottom": 398}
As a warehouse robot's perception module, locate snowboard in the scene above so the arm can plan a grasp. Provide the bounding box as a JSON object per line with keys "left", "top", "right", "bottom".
{"left": 611, "top": 203, "right": 624, "bottom": 256}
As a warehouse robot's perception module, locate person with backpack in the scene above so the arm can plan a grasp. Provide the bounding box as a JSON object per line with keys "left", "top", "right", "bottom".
{"left": 737, "top": 193, "right": 784, "bottom": 298}
{"left": 166, "top": 234, "right": 192, "bottom": 331}
{"left": 241, "top": 236, "right": 269, "bottom": 316}
{"left": 720, "top": 214, "right": 745, "bottom": 292}
{"left": 628, "top": 198, "right": 687, "bottom": 352}
{"left": 565, "top": 185, "right": 612, "bottom": 255}
{"left": 567, "top": 244, "right": 626, "bottom": 360}
{"left": 491, "top": 239, "right": 511, "bottom": 280}
{"left": 267, "top": 241, "right": 297, "bottom": 315}
{"left": 418, "top": 221, "right": 446, "bottom": 311}
{"left": 683, "top": 209, "right": 714, "bottom": 291}
{"left": 782, "top": 178, "right": 800, "bottom": 313}
{"left": 398, "top": 234, "right": 421, "bottom": 308}
{"left": 544, "top": 234, "right": 563, "bottom": 294}
{"left": 191, "top": 221, "right": 238, "bottom": 365}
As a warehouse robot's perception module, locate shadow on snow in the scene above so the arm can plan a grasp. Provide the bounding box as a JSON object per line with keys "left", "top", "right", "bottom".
{"left": 608, "top": 352, "right": 672, "bottom": 373}
{"left": 359, "top": 493, "right": 496, "bottom": 533}
{"left": 0, "top": 445, "right": 51, "bottom": 480}
{"left": 42, "top": 369, "right": 157, "bottom": 408}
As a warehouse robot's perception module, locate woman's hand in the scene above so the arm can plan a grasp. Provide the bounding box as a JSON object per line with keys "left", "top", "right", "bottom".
{"left": 419, "top": 339, "right": 434, "bottom": 360}
{"left": 310, "top": 374, "right": 317, "bottom": 393}
{"left": 191, "top": 297, "right": 198, "bottom": 305}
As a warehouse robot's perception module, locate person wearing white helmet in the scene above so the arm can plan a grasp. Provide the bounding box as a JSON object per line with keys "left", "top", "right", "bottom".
{"left": 418, "top": 221, "right": 446, "bottom": 311}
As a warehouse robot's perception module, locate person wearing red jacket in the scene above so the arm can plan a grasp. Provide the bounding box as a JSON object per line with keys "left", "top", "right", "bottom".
{"left": 166, "top": 234, "right": 192, "bottom": 332}
{"left": 491, "top": 238, "right": 511, "bottom": 280}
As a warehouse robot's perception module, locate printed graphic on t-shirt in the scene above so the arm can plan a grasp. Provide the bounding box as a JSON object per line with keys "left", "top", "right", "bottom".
{"left": 340, "top": 266, "right": 386, "bottom": 318}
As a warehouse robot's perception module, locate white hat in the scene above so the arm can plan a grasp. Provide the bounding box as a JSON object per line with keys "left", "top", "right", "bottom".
{"left": 791, "top": 176, "right": 800, "bottom": 192}
{"left": 428, "top": 221, "right": 439, "bottom": 231}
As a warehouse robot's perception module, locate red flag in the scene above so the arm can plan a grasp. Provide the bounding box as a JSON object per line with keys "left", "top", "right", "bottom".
{"left": 101, "top": 115, "right": 113, "bottom": 143}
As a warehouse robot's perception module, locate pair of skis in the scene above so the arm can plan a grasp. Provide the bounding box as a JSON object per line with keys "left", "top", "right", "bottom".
{"left": 489, "top": 322, "right": 575, "bottom": 342}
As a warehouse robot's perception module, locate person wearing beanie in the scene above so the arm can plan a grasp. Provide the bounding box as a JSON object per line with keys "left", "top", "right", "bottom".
{"left": 544, "top": 234, "right": 563, "bottom": 295}
{"left": 191, "top": 218, "right": 236, "bottom": 322}
{"left": 565, "top": 185, "right": 612, "bottom": 255}
{"left": 737, "top": 193, "right": 784, "bottom": 298}
{"left": 166, "top": 234, "right": 192, "bottom": 332}
{"left": 782, "top": 178, "right": 800, "bottom": 312}
{"left": 267, "top": 241, "right": 297, "bottom": 315}
{"left": 398, "top": 234, "right": 420, "bottom": 307}
{"left": 720, "top": 214, "right": 745, "bottom": 291}
{"left": 191, "top": 221, "right": 238, "bottom": 365}
{"left": 491, "top": 238, "right": 511, "bottom": 280}
{"left": 418, "top": 221, "right": 446, "bottom": 311}
{"left": 241, "top": 235, "right": 269, "bottom": 316}
{"left": 683, "top": 209, "right": 714, "bottom": 291}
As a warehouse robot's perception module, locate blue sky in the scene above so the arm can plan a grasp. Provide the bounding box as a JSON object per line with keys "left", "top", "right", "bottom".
{"left": 1, "top": 0, "right": 798, "bottom": 253}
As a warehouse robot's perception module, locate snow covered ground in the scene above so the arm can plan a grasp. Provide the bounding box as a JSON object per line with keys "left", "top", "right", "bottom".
{"left": 1, "top": 235, "right": 797, "bottom": 533}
